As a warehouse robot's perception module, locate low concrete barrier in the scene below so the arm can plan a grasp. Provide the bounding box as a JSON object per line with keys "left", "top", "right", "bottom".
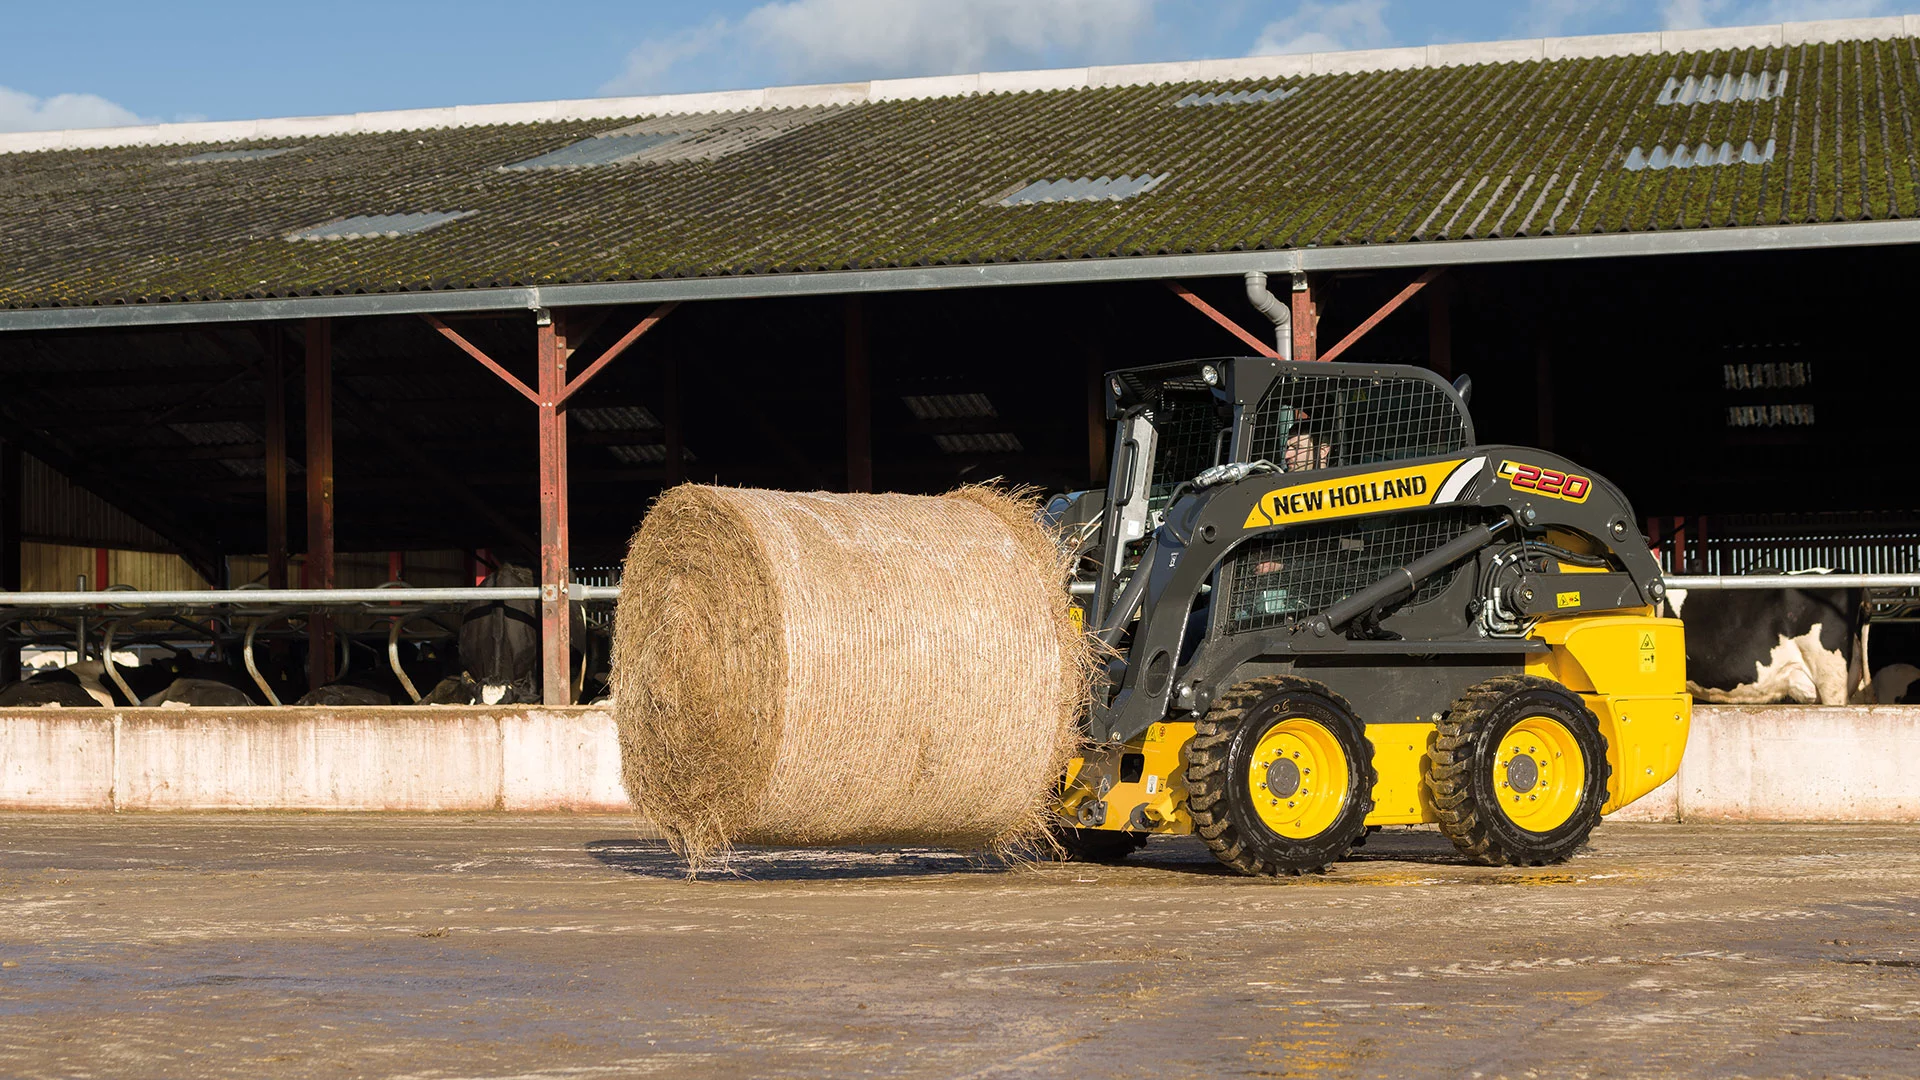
{"left": 1609, "top": 705, "right": 1920, "bottom": 823}
{"left": 0, "top": 706, "right": 631, "bottom": 812}
{"left": 1, "top": 704, "right": 1914, "bottom": 820}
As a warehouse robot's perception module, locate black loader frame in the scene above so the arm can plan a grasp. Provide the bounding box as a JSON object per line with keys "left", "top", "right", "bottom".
{"left": 1048, "top": 357, "right": 1690, "bottom": 876}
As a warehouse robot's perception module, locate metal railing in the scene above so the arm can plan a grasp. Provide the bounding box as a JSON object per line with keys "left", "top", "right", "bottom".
{"left": 0, "top": 585, "right": 622, "bottom": 607}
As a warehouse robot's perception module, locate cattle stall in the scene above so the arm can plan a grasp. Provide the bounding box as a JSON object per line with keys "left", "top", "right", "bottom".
{"left": 6, "top": 22, "right": 1920, "bottom": 709}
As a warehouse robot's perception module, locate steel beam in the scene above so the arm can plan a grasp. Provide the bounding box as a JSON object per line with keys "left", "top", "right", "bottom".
{"left": 304, "top": 318, "right": 336, "bottom": 687}
{"left": 1317, "top": 268, "right": 1444, "bottom": 364}
{"left": 536, "top": 312, "right": 572, "bottom": 706}
{"left": 1163, "top": 282, "right": 1277, "bottom": 358}
{"left": 559, "top": 302, "right": 677, "bottom": 403}
{"left": 7, "top": 220, "right": 1920, "bottom": 333}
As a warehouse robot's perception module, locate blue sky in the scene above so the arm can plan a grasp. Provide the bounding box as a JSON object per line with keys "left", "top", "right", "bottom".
{"left": 0, "top": 0, "right": 1910, "bottom": 131}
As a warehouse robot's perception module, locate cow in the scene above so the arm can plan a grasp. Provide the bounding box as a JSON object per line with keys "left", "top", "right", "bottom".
{"left": 0, "top": 667, "right": 105, "bottom": 707}
{"left": 1669, "top": 579, "right": 1867, "bottom": 706}
{"left": 141, "top": 677, "right": 257, "bottom": 707}
{"left": 420, "top": 563, "right": 590, "bottom": 705}
{"left": 0, "top": 656, "right": 185, "bottom": 707}
{"left": 1870, "top": 662, "right": 1920, "bottom": 704}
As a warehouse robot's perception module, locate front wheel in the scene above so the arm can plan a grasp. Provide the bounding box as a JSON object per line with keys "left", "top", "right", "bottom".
{"left": 1429, "top": 675, "right": 1611, "bottom": 866}
{"left": 1186, "top": 676, "right": 1376, "bottom": 877}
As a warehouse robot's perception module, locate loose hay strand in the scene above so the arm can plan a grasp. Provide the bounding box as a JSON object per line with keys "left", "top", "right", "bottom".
{"left": 612, "top": 483, "right": 1093, "bottom": 870}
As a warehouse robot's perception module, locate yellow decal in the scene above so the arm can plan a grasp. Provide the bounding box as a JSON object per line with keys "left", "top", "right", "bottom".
{"left": 1556, "top": 591, "right": 1581, "bottom": 609}
{"left": 1496, "top": 460, "right": 1593, "bottom": 503}
{"left": 1637, "top": 630, "right": 1657, "bottom": 672}
{"left": 1068, "top": 605, "right": 1084, "bottom": 632}
{"left": 1243, "top": 460, "right": 1466, "bottom": 529}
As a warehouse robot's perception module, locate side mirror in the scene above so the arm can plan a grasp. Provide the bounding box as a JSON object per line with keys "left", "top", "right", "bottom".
{"left": 1452, "top": 373, "right": 1473, "bottom": 405}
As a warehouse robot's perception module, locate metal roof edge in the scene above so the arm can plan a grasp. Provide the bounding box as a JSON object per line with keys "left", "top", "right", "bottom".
{"left": 4, "top": 220, "right": 1916, "bottom": 333}
{"left": 3, "top": 14, "right": 1916, "bottom": 155}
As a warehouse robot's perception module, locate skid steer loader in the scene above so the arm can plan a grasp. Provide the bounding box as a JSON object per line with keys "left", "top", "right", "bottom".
{"left": 1047, "top": 356, "right": 1688, "bottom": 876}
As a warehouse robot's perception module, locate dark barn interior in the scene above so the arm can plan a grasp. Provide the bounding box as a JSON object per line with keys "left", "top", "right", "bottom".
{"left": 4, "top": 240, "right": 1913, "bottom": 581}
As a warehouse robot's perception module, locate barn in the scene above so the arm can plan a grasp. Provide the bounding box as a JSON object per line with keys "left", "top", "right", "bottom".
{"left": 3, "top": 15, "right": 1920, "bottom": 714}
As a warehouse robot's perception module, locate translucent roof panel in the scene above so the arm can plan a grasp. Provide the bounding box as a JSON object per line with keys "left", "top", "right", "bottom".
{"left": 1623, "top": 139, "right": 1775, "bottom": 171}
{"left": 173, "top": 147, "right": 296, "bottom": 164}
{"left": 572, "top": 405, "right": 663, "bottom": 431}
{"left": 1656, "top": 70, "right": 1788, "bottom": 105}
{"left": 288, "top": 211, "right": 474, "bottom": 241}
{"left": 1173, "top": 88, "right": 1297, "bottom": 107}
{"left": 502, "top": 133, "right": 684, "bottom": 170}
{"left": 932, "top": 432, "right": 1023, "bottom": 454}
{"left": 900, "top": 392, "right": 997, "bottom": 420}
{"left": 998, "top": 173, "right": 1169, "bottom": 207}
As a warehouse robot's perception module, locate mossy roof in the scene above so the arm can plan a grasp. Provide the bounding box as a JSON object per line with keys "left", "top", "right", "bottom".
{"left": 3, "top": 35, "right": 1917, "bottom": 311}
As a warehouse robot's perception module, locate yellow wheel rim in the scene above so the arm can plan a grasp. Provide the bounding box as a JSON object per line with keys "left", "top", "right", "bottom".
{"left": 1248, "top": 717, "right": 1351, "bottom": 839}
{"left": 1495, "top": 716, "right": 1585, "bottom": 833}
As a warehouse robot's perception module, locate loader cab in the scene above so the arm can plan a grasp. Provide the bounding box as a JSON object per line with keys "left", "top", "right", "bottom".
{"left": 1079, "top": 357, "right": 1476, "bottom": 634}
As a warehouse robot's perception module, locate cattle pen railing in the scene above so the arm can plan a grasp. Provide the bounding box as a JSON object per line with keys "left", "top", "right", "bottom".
{"left": 1, "top": 577, "right": 1911, "bottom": 610}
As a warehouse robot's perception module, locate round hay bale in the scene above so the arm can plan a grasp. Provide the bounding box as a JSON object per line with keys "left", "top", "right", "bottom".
{"left": 611, "top": 484, "right": 1091, "bottom": 864}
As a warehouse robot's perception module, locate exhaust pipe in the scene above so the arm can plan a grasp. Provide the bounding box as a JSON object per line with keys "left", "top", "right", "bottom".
{"left": 1244, "top": 272, "right": 1292, "bottom": 360}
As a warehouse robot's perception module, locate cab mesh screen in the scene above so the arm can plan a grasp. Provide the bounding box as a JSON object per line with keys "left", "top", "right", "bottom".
{"left": 1148, "top": 379, "right": 1227, "bottom": 509}
{"left": 1226, "top": 508, "right": 1484, "bottom": 633}
{"left": 1248, "top": 373, "right": 1468, "bottom": 473}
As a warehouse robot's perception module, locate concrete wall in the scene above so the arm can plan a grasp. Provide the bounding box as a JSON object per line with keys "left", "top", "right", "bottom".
{"left": 1608, "top": 706, "right": 1920, "bottom": 823}
{"left": 0, "top": 706, "right": 631, "bottom": 812}
{"left": 1, "top": 704, "right": 1914, "bottom": 820}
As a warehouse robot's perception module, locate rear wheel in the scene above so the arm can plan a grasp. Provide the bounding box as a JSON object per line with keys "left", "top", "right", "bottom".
{"left": 1187, "top": 676, "right": 1376, "bottom": 877}
{"left": 1429, "top": 675, "right": 1610, "bottom": 866}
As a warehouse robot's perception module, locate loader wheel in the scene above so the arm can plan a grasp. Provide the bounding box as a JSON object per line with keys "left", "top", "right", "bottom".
{"left": 1429, "top": 675, "right": 1610, "bottom": 866}
{"left": 1187, "top": 676, "right": 1375, "bottom": 877}
{"left": 1051, "top": 827, "right": 1149, "bottom": 863}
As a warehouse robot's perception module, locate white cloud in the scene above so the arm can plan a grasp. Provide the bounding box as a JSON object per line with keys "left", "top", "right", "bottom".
{"left": 0, "top": 85, "right": 145, "bottom": 133}
{"left": 1660, "top": 0, "right": 1890, "bottom": 30}
{"left": 1249, "top": 0, "right": 1392, "bottom": 56}
{"left": 1515, "top": 0, "right": 1628, "bottom": 36}
{"left": 603, "top": 0, "right": 1157, "bottom": 95}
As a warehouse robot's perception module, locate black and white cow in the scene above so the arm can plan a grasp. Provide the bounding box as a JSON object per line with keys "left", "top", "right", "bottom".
{"left": 1670, "top": 581, "right": 1867, "bottom": 705}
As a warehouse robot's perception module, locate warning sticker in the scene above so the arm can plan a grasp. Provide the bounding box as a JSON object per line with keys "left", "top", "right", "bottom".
{"left": 1638, "top": 631, "right": 1658, "bottom": 672}
{"left": 1556, "top": 591, "right": 1581, "bottom": 609}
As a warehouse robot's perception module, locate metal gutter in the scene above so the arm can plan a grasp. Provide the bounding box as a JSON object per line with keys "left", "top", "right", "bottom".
{"left": 4, "top": 219, "right": 1919, "bottom": 333}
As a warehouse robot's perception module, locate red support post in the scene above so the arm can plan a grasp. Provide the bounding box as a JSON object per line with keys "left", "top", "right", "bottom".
{"left": 1290, "top": 274, "right": 1318, "bottom": 363}
{"left": 664, "top": 353, "right": 685, "bottom": 487}
{"left": 536, "top": 312, "right": 573, "bottom": 706}
{"left": 1086, "top": 348, "right": 1109, "bottom": 487}
{"left": 94, "top": 548, "right": 109, "bottom": 590}
{"left": 1426, "top": 276, "right": 1452, "bottom": 378}
{"left": 264, "top": 327, "right": 289, "bottom": 590}
{"left": 305, "top": 318, "right": 336, "bottom": 688}
{"left": 0, "top": 440, "right": 19, "bottom": 685}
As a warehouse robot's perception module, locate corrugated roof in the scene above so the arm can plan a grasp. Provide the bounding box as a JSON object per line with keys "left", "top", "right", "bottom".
{"left": 1, "top": 23, "right": 1917, "bottom": 311}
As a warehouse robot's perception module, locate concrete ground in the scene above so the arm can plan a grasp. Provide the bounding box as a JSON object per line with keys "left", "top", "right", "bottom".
{"left": 0, "top": 817, "right": 1916, "bottom": 1080}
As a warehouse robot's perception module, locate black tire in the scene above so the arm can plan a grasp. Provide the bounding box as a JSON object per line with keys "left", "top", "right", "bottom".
{"left": 1050, "top": 827, "right": 1149, "bottom": 863}
{"left": 1429, "top": 674, "right": 1611, "bottom": 866}
{"left": 1186, "top": 675, "right": 1376, "bottom": 877}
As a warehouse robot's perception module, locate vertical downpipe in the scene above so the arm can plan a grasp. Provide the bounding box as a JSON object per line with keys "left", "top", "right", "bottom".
{"left": 1243, "top": 272, "right": 1293, "bottom": 360}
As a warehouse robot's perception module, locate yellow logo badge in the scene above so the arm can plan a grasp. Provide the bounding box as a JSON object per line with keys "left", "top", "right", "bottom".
{"left": 1243, "top": 460, "right": 1467, "bottom": 529}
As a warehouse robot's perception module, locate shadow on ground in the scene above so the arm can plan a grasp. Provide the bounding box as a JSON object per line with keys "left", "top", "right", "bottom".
{"left": 587, "top": 828, "right": 1485, "bottom": 882}
{"left": 585, "top": 839, "right": 1011, "bottom": 881}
